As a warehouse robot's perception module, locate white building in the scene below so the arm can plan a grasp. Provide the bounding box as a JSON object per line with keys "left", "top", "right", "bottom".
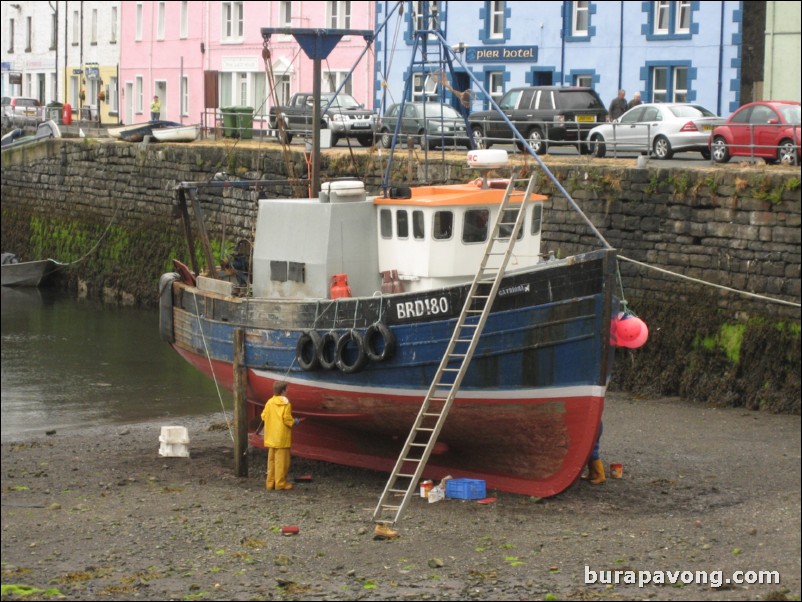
{"left": 1, "top": 0, "right": 58, "bottom": 103}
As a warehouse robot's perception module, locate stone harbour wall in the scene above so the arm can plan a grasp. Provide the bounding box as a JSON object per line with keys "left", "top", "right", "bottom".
{"left": 2, "top": 139, "right": 800, "bottom": 412}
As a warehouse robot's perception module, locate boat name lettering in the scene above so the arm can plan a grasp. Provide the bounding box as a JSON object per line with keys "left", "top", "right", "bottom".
{"left": 396, "top": 297, "right": 449, "bottom": 320}
{"left": 498, "top": 283, "right": 531, "bottom": 297}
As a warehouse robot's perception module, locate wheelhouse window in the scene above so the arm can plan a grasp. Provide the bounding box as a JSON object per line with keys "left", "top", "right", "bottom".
{"left": 433, "top": 211, "right": 453, "bottom": 240}
{"left": 531, "top": 204, "right": 543, "bottom": 236}
{"left": 396, "top": 210, "right": 409, "bottom": 239}
{"left": 380, "top": 209, "right": 392, "bottom": 238}
{"left": 413, "top": 210, "right": 425, "bottom": 239}
{"left": 499, "top": 209, "right": 524, "bottom": 240}
{"left": 270, "top": 261, "right": 305, "bottom": 283}
{"left": 463, "top": 209, "right": 489, "bottom": 244}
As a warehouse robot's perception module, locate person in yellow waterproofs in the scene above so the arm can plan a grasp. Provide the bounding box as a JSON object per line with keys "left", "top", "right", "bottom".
{"left": 261, "top": 381, "right": 302, "bottom": 491}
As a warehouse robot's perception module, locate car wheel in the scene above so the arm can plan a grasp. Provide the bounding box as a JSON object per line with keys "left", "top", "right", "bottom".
{"left": 380, "top": 128, "right": 393, "bottom": 149}
{"left": 711, "top": 136, "right": 730, "bottom": 163}
{"left": 778, "top": 139, "right": 798, "bottom": 166}
{"left": 330, "top": 134, "right": 341, "bottom": 147}
{"left": 700, "top": 148, "right": 711, "bottom": 160}
{"left": 578, "top": 141, "right": 592, "bottom": 155}
{"left": 357, "top": 135, "right": 373, "bottom": 148}
{"left": 472, "top": 126, "right": 489, "bottom": 149}
{"left": 527, "top": 128, "right": 547, "bottom": 155}
{"left": 653, "top": 135, "right": 673, "bottom": 160}
{"left": 590, "top": 134, "right": 606, "bottom": 158}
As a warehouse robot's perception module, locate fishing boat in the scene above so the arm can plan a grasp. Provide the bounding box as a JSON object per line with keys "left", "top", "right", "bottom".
{"left": 159, "top": 22, "right": 636, "bottom": 503}
{"left": 1, "top": 253, "right": 61, "bottom": 287}
{"left": 152, "top": 124, "right": 200, "bottom": 143}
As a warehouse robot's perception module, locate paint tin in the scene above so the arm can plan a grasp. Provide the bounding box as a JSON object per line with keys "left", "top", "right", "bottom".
{"left": 610, "top": 463, "right": 623, "bottom": 479}
{"left": 420, "top": 480, "right": 434, "bottom": 498}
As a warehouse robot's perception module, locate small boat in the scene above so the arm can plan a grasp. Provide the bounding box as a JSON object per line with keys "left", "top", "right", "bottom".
{"left": 1, "top": 120, "right": 61, "bottom": 151}
{"left": 1, "top": 253, "right": 62, "bottom": 287}
{"left": 152, "top": 124, "right": 200, "bottom": 143}
{"left": 109, "top": 120, "right": 180, "bottom": 142}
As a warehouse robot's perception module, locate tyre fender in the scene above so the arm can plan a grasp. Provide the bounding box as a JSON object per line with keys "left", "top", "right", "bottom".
{"left": 296, "top": 331, "right": 322, "bottom": 371}
{"left": 318, "top": 331, "right": 339, "bottom": 370}
{"left": 335, "top": 329, "right": 368, "bottom": 374}
{"left": 364, "top": 322, "right": 396, "bottom": 362}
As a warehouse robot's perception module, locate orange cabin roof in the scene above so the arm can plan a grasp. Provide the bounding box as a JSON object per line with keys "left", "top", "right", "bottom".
{"left": 374, "top": 182, "right": 548, "bottom": 208}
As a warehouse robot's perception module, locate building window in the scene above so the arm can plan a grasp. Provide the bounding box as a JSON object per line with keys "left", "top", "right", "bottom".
{"left": 489, "top": 1, "right": 505, "bottom": 39}
{"left": 136, "top": 3, "right": 143, "bottom": 41}
{"left": 647, "top": 0, "right": 695, "bottom": 39}
{"left": 323, "top": 71, "right": 352, "bottom": 95}
{"left": 180, "top": 2, "right": 189, "bottom": 38}
{"left": 72, "top": 10, "right": 79, "bottom": 45}
{"left": 280, "top": 1, "right": 292, "bottom": 26}
{"left": 91, "top": 9, "right": 98, "bottom": 45}
{"left": 649, "top": 64, "right": 691, "bottom": 103}
{"left": 222, "top": 2, "right": 244, "bottom": 41}
{"left": 486, "top": 71, "right": 504, "bottom": 106}
{"left": 157, "top": 2, "right": 165, "bottom": 40}
{"left": 410, "top": 1, "right": 440, "bottom": 41}
{"left": 328, "top": 1, "right": 351, "bottom": 29}
{"left": 573, "top": 1, "right": 589, "bottom": 36}
{"left": 181, "top": 76, "right": 189, "bottom": 116}
{"left": 110, "top": 7, "right": 117, "bottom": 43}
{"left": 274, "top": 74, "right": 291, "bottom": 106}
{"left": 135, "top": 76, "right": 143, "bottom": 113}
{"left": 412, "top": 72, "right": 438, "bottom": 102}
{"left": 8, "top": 18, "right": 14, "bottom": 53}
{"left": 50, "top": 13, "right": 57, "bottom": 49}
{"left": 25, "top": 16, "right": 31, "bottom": 52}
{"left": 574, "top": 73, "right": 593, "bottom": 88}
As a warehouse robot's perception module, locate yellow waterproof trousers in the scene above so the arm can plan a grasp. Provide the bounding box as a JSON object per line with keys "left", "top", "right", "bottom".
{"left": 266, "top": 447, "right": 291, "bottom": 490}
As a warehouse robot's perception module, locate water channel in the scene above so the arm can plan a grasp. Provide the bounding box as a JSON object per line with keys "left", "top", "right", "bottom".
{"left": 1, "top": 287, "right": 227, "bottom": 441}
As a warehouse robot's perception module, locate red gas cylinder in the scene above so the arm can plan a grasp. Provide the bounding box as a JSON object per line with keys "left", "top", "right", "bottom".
{"left": 330, "top": 274, "right": 352, "bottom": 299}
{"left": 62, "top": 103, "right": 72, "bottom": 125}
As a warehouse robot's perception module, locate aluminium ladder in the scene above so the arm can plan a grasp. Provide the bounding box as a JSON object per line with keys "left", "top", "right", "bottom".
{"left": 372, "top": 173, "right": 539, "bottom": 527}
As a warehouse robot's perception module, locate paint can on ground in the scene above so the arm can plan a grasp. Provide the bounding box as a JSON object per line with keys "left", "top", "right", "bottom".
{"left": 610, "top": 463, "right": 623, "bottom": 479}
{"left": 420, "top": 480, "right": 433, "bottom": 498}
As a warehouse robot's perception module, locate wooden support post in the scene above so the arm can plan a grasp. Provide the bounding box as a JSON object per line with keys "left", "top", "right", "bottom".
{"left": 176, "top": 188, "right": 200, "bottom": 276}
{"left": 233, "top": 328, "right": 248, "bottom": 477}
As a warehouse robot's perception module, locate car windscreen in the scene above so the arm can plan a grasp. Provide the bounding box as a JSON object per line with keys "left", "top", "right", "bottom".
{"left": 559, "top": 91, "right": 603, "bottom": 110}
{"left": 324, "top": 95, "right": 362, "bottom": 109}
{"left": 668, "top": 105, "right": 716, "bottom": 118}
{"left": 421, "top": 104, "right": 461, "bottom": 119}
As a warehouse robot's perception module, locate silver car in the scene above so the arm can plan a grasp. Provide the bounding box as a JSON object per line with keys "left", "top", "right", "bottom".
{"left": 379, "top": 102, "right": 470, "bottom": 150}
{"left": 588, "top": 103, "right": 725, "bottom": 159}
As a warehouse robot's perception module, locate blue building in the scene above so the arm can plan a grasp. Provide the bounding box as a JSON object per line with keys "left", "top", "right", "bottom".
{"left": 374, "top": 1, "right": 745, "bottom": 117}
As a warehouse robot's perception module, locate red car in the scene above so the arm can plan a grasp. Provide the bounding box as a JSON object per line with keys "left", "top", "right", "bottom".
{"left": 710, "top": 100, "right": 800, "bottom": 165}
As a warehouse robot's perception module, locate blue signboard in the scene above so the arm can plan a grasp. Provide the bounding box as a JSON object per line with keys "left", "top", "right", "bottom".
{"left": 465, "top": 46, "right": 538, "bottom": 63}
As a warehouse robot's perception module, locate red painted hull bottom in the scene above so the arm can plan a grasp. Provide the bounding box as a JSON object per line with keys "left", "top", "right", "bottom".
{"left": 174, "top": 346, "right": 604, "bottom": 498}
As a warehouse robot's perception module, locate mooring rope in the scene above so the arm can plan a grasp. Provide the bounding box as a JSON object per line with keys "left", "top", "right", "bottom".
{"left": 619, "top": 254, "right": 801, "bottom": 308}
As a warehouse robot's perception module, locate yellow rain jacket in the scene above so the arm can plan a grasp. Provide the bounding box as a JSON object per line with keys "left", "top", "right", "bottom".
{"left": 261, "top": 395, "right": 295, "bottom": 448}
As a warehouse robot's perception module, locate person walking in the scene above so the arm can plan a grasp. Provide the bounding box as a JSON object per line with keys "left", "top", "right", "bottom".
{"left": 150, "top": 95, "right": 161, "bottom": 121}
{"left": 608, "top": 89, "right": 628, "bottom": 121}
{"left": 261, "top": 381, "right": 301, "bottom": 491}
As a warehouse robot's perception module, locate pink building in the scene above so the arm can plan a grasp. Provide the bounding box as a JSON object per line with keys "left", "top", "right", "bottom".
{"left": 119, "top": 1, "right": 376, "bottom": 126}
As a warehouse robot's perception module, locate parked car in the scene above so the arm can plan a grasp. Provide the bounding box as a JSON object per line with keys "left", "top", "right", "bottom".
{"left": 378, "top": 102, "right": 470, "bottom": 149}
{"left": 268, "top": 92, "right": 376, "bottom": 146}
{"left": 587, "top": 103, "right": 724, "bottom": 160}
{"left": 469, "top": 86, "right": 607, "bottom": 154}
{"left": 710, "top": 100, "right": 801, "bottom": 165}
{"left": 2, "top": 96, "right": 43, "bottom": 128}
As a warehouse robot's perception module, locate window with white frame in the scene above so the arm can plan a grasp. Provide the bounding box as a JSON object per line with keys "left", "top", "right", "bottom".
{"left": 222, "top": 2, "right": 244, "bottom": 41}
{"left": 72, "top": 10, "right": 79, "bottom": 44}
{"left": 135, "top": 76, "right": 143, "bottom": 112}
{"left": 136, "top": 3, "right": 143, "bottom": 40}
{"left": 275, "top": 74, "right": 291, "bottom": 106}
{"left": 25, "top": 16, "right": 31, "bottom": 51}
{"left": 574, "top": 74, "right": 592, "bottom": 88}
{"left": 7, "top": 18, "right": 14, "bottom": 53}
{"left": 157, "top": 2, "right": 165, "bottom": 40}
{"left": 323, "top": 71, "right": 352, "bottom": 95}
{"left": 675, "top": 0, "right": 690, "bottom": 33}
{"left": 413, "top": 1, "right": 440, "bottom": 34}
{"left": 91, "top": 9, "right": 98, "bottom": 44}
{"left": 412, "top": 72, "right": 438, "bottom": 102}
{"left": 573, "top": 1, "right": 589, "bottom": 36}
{"left": 654, "top": 1, "right": 670, "bottom": 34}
{"left": 180, "top": 2, "right": 188, "bottom": 38}
{"left": 111, "top": 6, "right": 117, "bottom": 42}
{"left": 487, "top": 71, "right": 504, "bottom": 105}
{"left": 280, "top": 1, "right": 292, "bottom": 27}
{"left": 489, "top": 1, "right": 504, "bottom": 39}
{"left": 109, "top": 76, "right": 118, "bottom": 112}
{"left": 651, "top": 65, "right": 688, "bottom": 102}
{"left": 50, "top": 13, "right": 57, "bottom": 49}
{"left": 328, "top": 1, "right": 351, "bottom": 29}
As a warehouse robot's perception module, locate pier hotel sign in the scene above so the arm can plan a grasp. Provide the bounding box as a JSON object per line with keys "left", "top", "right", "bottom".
{"left": 465, "top": 46, "right": 538, "bottom": 63}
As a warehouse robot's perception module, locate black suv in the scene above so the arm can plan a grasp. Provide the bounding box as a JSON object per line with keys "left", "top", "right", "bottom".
{"left": 470, "top": 86, "right": 608, "bottom": 154}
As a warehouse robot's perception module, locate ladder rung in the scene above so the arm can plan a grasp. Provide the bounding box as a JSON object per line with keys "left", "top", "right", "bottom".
{"left": 422, "top": 413, "right": 443, "bottom": 418}
{"left": 415, "top": 427, "right": 434, "bottom": 432}
{"left": 381, "top": 504, "right": 401, "bottom": 510}
{"left": 397, "top": 473, "right": 415, "bottom": 478}
{"left": 389, "top": 488, "right": 406, "bottom": 494}
{"left": 402, "top": 457, "right": 421, "bottom": 463}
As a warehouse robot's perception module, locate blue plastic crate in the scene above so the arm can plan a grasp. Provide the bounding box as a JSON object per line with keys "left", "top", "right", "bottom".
{"left": 445, "top": 478, "right": 486, "bottom": 500}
